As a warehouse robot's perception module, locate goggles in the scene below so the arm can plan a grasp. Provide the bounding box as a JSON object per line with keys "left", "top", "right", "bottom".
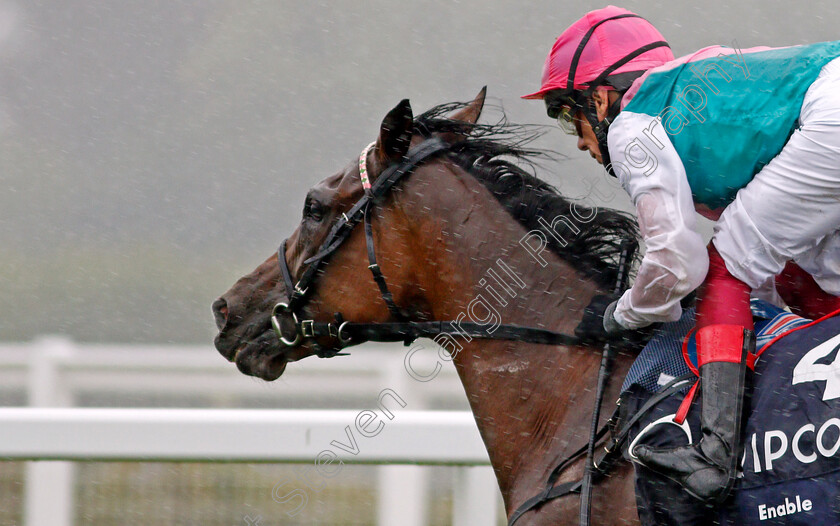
{"left": 545, "top": 90, "right": 585, "bottom": 135}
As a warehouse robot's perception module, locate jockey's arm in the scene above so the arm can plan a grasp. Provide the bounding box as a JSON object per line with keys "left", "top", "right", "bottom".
{"left": 607, "top": 112, "right": 709, "bottom": 330}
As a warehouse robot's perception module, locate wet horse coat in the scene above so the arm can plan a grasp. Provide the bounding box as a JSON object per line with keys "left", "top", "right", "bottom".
{"left": 213, "top": 89, "right": 644, "bottom": 524}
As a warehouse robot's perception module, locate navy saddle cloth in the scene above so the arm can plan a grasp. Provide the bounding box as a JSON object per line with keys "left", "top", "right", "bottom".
{"left": 624, "top": 299, "right": 840, "bottom": 525}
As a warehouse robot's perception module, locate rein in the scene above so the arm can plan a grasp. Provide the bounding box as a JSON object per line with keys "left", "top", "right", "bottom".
{"left": 580, "top": 241, "right": 636, "bottom": 525}
{"left": 508, "top": 241, "right": 637, "bottom": 526}
{"left": 271, "top": 136, "right": 584, "bottom": 355}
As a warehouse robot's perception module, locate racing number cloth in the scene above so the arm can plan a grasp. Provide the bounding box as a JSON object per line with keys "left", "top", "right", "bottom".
{"left": 624, "top": 301, "right": 840, "bottom": 524}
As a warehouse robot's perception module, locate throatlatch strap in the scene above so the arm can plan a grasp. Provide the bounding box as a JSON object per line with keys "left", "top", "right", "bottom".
{"left": 364, "top": 201, "right": 406, "bottom": 321}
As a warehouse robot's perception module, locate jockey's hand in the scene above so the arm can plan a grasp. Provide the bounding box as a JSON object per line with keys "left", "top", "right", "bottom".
{"left": 575, "top": 294, "right": 622, "bottom": 343}
{"left": 575, "top": 294, "right": 658, "bottom": 348}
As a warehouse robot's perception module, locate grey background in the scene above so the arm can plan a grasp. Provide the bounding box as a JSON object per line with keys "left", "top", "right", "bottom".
{"left": 2, "top": 1, "right": 838, "bottom": 343}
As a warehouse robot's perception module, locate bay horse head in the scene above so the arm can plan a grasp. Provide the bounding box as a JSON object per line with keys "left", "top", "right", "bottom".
{"left": 212, "top": 88, "right": 644, "bottom": 523}
{"left": 213, "top": 89, "right": 497, "bottom": 379}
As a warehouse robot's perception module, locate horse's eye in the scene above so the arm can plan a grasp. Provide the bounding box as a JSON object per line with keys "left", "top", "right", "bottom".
{"left": 304, "top": 200, "right": 325, "bottom": 222}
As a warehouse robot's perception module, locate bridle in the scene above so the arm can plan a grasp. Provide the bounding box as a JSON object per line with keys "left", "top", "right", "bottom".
{"left": 270, "top": 134, "right": 582, "bottom": 356}
{"left": 272, "top": 136, "right": 448, "bottom": 356}
{"left": 269, "top": 131, "right": 648, "bottom": 525}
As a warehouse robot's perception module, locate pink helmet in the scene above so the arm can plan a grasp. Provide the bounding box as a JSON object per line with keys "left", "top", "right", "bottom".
{"left": 522, "top": 6, "right": 673, "bottom": 99}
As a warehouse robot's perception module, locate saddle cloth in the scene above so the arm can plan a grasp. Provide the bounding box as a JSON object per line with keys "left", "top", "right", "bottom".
{"left": 623, "top": 299, "right": 840, "bottom": 525}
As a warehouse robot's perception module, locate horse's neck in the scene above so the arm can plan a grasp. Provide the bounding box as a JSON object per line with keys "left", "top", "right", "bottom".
{"left": 405, "top": 165, "right": 635, "bottom": 513}
{"left": 438, "top": 249, "right": 630, "bottom": 507}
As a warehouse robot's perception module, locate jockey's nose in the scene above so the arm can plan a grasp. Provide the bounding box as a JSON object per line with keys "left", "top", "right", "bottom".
{"left": 577, "top": 136, "right": 587, "bottom": 152}
{"left": 212, "top": 297, "right": 229, "bottom": 331}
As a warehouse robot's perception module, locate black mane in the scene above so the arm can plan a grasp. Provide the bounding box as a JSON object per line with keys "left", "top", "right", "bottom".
{"left": 414, "top": 101, "right": 640, "bottom": 289}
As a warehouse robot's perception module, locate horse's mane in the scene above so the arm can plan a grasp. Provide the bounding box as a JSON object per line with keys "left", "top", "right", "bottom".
{"left": 414, "top": 102, "right": 641, "bottom": 289}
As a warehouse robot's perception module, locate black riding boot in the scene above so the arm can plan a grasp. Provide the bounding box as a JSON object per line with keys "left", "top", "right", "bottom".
{"left": 633, "top": 326, "right": 754, "bottom": 504}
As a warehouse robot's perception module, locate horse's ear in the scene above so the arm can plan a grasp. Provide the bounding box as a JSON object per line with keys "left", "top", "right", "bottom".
{"left": 449, "top": 86, "right": 486, "bottom": 125}
{"left": 436, "top": 87, "right": 486, "bottom": 144}
{"left": 376, "top": 99, "right": 414, "bottom": 166}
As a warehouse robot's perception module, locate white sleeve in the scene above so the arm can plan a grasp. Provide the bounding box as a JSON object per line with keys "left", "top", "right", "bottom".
{"left": 607, "top": 111, "right": 709, "bottom": 329}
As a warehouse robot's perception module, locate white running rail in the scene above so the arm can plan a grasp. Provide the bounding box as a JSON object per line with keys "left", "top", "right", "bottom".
{"left": 0, "top": 337, "right": 501, "bottom": 526}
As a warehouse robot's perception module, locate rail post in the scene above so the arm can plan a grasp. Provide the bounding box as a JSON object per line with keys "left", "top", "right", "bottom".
{"left": 24, "top": 336, "right": 75, "bottom": 526}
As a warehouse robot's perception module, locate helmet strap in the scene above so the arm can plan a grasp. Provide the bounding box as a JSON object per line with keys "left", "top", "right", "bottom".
{"left": 578, "top": 90, "right": 625, "bottom": 177}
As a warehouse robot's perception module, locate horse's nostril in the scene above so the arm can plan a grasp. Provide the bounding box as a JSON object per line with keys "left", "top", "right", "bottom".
{"left": 212, "top": 298, "right": 229, "bottom": 331}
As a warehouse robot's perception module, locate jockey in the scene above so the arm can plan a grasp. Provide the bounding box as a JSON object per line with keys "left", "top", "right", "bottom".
{"left": 524, "top": 5, "right": 840, "bottom": 505}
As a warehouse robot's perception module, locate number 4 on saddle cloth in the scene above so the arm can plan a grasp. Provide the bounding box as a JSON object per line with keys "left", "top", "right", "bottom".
{"left": 621, "top": 299, "right": 840, "bottom": 525}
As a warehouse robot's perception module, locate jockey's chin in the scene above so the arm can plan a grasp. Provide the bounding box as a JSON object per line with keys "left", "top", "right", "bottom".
{"left": 577, "top": 140, "right": 603, "bottom": 164}
{"left": 576, "top": 120, "right": 604, "bottom": 164}
{"left": 583, "top": 143, "right": 603, "bottom": 164}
